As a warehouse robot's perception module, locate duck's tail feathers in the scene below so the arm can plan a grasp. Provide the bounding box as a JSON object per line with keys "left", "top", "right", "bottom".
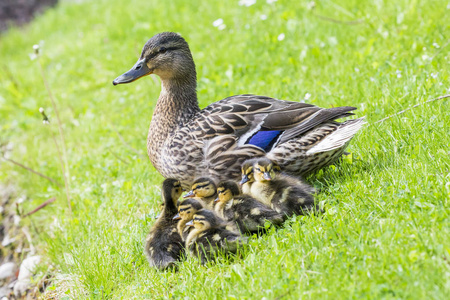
{"left": 306, "top": 117, "right": 366, "bottom": 155}
{"left": 278, "top": 106, "right": 357, "bottom": 144}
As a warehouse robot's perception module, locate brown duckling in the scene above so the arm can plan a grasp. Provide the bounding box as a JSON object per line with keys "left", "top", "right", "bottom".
{"left": 215, "top": 181, "right": 284, "bottom": 234}
{"left": 185, "top": 209, "right": 247, "bottom": 264}
{"left": 173, "top": 198, "right": 204, "bottom": 241}
{"left": 145, "top": 178, "right": 184, "bottom": 270}
{"left": 250, "top": 158, "right": 316, "bottom": 217}
{"left": 184, "top": 177, "right": 218, "bottom": 209}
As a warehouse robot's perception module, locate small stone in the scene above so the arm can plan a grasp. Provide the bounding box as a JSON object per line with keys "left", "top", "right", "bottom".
{"left": 18, "top": 255, "right": 40, "bottom": 281}
{"left": 13, "top": 279, "right": 31, "bottom": 297}
{"left": 0, "top": 262, "right": 16, "bottom": 280}
{"left": 0, "top": 286, "right": 12, "bottom": 298}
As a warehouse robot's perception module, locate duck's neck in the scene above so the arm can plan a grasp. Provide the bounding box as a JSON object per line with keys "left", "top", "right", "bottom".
{"left": 161, "top": 197, "right": 178, "bottom": 219}
{"left": 147, "top": 75, "right": 200, "bottom": 168}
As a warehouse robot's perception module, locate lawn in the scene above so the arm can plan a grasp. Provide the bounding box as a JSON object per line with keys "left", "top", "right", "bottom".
{"left": 0, "top": 0, "right": 449, "bottom": 298}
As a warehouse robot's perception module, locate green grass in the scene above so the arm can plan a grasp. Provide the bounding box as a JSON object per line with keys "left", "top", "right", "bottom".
{"left": 1, "top": 0, "right": 449, "bottom": 298}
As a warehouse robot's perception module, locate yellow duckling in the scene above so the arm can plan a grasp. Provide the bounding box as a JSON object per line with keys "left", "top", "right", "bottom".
{"left": 145, "top": 178, "right": 184, "bottom": 270}
{"left": 215, "top": 181, "right": 284, "bottom": 234}
{"left": 250, "top": 158, "right": 317, "bottom": 217}
{"left": 184, "top": 177, "right": 218, "bottom": 209}
{"left": 185, "top": 209, "right": 247, "bottom": 264}
{"left": 239, "top": 159, "right": 257, "bottom": 195}
{"left": 173, "top": 198, "right": 203, "bottom": 241}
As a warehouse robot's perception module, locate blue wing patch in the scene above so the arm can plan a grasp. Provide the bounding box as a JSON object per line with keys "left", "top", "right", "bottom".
{"left": 247, "top": 130, "right": 282, "bottom": 152}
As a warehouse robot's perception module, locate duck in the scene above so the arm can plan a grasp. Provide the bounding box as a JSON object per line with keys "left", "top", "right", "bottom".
{"left": 250, "top": 158, "right": 317, "bottom": 217}
{"left": 215, "top": 180, "right": 284, "bottom": 234}
{"left": 173, "top": 198, "right": 203, "bottom": 241}
{"left": 113, "top": 32, "right": 365, "bottom": 188}
{"left": 144, "top": 178, "right": 185, "bottom": 270}
{"left": 183, "top": 177, "right": 218, "bottom": 209}
{"left": 239, "top": 158, "right": 257, "bottom": 195}
{"left": 184, "top": 209, "right": 247, "bottom": 264}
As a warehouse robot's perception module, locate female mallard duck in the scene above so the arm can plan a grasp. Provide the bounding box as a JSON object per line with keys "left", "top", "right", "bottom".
{"left": 185, "top": 209, "right": 247, "bottom": 264}
{"left": 183, "top": 177, "right": 217, "bottom": 209}
{"left": 215, "top": 181, "right": 284, "bottom": 234}
{"left": 250, "top": 158, "right": 317, "bottom": 217}
{"left": 144, "top": 178, "right": 184, "bottom": 270}
{"left": 113, "top": 32, "right": 365, "bottom": 188}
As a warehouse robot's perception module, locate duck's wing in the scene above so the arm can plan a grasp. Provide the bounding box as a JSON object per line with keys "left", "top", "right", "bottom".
{"left": 192, "top": 94, "right": 357, "bottom": 153}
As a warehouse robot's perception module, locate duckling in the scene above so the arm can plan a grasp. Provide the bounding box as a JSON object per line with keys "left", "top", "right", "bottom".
{"left": 185, "top": 209, "right": 247, "bottom": 264}
{"left": 145, "top": 178, "right": 184, "bottom": 270}
{"left": 173, "top": 198, "right": 203, "bottom": 241}
{"left": 215, "top": 181, "right": 284, "bottom": 234}
{"left": 250, "top": 158, "right": 316, "bottom": 217}
{"left": 184, "top": 177, "right": 218, "bottom": 209}
{"left": 239, "top": 159, "right": 257, "bottom": 195}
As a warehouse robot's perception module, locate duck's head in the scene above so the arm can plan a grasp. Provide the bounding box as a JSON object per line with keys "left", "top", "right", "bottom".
{"left": 184, "top": 177, "right": 217, "bottom": 199}
{"left": 186, "top": 209, "right": 219, "bottom": 231}
{"left": 173, "top": 198, "right": 203, "bottom": 221}
{"left": 162, "top": 178, "right": 183, "bottom": 207}
{"left": 113, "top": 32, "right": 195, "bottom": 85}
{"left": 240, "top": 159, "right": 256, "bottom": 185}
{"left": 253, "top": 158, "right": 280, "bottom": 183}
{"left": 216, "top": 181, "right": 240, "bottom": 204}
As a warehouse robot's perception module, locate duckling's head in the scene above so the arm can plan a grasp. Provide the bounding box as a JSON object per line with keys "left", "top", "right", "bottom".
{"left": 162, "top": 178, "right": 183, "bottom": 207}
{"left": 217, "top": 181, "right": 241, "bottom": 203}
{"left": 253, "top": 158, "right": 280, "bottom": 182}
{"left": 174, "top": 198, "right": 203, "bottom": 221}
{"left": 113, "top": 32, "right": 195, "bottom": 85}
{"left": 240, "top": 159, "right": 257, "bottom": 185}
{"left": 191, "top": 209, "right": 220, "bottom": 230}
{"left": 184, "top": 177, "right": 217, "bottom": 198}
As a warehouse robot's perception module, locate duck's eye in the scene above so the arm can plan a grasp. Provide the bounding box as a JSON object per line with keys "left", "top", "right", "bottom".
{"left": 159, "top": 47, "right": 167, "bottom": 53}
{"left": 255, "top": 168, "right": 261, "bottom": 172}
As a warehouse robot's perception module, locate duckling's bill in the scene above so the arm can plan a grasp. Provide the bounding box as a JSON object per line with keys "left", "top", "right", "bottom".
{"left": 113, "top": 59, "right": 152, "bottom": 85}
{"left": 183, "top": 190, "right": 195, "bottom": 198}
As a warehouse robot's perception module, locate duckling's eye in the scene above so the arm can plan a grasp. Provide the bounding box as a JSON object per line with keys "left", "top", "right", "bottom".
{"left": 255, "top": 168, "right": 261, "bottom": 172}
{"left": 159, "top": 47, "right": 167, "bottom": 53}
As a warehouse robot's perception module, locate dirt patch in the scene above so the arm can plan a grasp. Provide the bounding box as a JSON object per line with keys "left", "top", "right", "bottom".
{"left": 0, "top": 0, "right": 58, "bottom": 32}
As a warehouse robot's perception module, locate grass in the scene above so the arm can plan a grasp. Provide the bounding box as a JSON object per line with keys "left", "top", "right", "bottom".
{"left": 0, "top": 0, "right": 449, "bottom": 298}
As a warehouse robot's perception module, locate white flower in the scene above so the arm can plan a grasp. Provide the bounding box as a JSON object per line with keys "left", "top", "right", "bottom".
{"left": 370, "top": 77, "right": 375, "bottom": 82}
{"left": 431, "top": 72, "right": 438, "bottom": 79}
{"left": 354, "top": 68, "right": 360, "bottom": 73}
{"left": 447, "top": 3, "right": 450, "bottom": 9}
{"left": 239, "top": 0, "right": 256, "bottom": 6}
{"left": 422, "top": 54, "right": 430, "bottom": 61}
{"left": 218, "top": 24, "right": 226, "bottom": 30}
{"left": 267, "top": 0, "right": 277, "bottom": 3}
{"left": 433, "top": 42, "right": 440, "bottom": 48}
{"left": 304, "top": 93, "right": 311, "bottom": 100}
{"left": 277, "top": 33, "right": 285, "bottom": 41}
{"left": 396, "top": 70, "right": 402, "bottom": 78}
{"left": 328, "top": 36, "right": 338, "bottom": 46}
{"left": 213, "top": 18, "right": 224, "bottom": 27}
{"left": 260, "top": 14, "right": 267, "bottom": 20}
{"left": 39, "top": 107, "right": 44, "bottom": 113}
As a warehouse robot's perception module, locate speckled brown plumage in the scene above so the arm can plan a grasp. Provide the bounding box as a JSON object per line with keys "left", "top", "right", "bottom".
{"left": 113, "top": 32, "right": 365, "bottom": 189}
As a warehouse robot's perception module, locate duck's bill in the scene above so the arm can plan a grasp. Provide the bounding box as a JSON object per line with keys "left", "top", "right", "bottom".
{"left": 183, "top": 190, "right": 195, "bottom": 198}
{"left": 173, "top": 213, "right": 181, "bottom": 220}
{"left": 113, "top": 59, "right": 152, "bottom": 85}
{"left": 263, "top": 172, "right": 272, "bottom": 181}
{"left": 214, "top": 197, "right": 219, "bottom": 203}
{"left": 186, "top": 220, "right": 194, "bottom": 227}
{"left": 239, "top": 175, "right": 249, "bottom": 185}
